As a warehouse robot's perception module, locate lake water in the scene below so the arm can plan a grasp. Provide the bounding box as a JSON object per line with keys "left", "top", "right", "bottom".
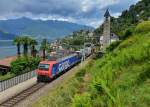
{"left": 0, "top": 40, "right": 43, "bottom": 59}
{"left": 0, "top": 41, "right": 17, "bottom": 59}
{"left": 0, "top": 38, "right": 54, "bottom": 59}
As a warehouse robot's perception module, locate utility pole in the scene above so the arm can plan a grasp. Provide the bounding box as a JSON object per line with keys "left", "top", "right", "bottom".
{"left": 81, "top": 31, "right": 86, "bottom": 68}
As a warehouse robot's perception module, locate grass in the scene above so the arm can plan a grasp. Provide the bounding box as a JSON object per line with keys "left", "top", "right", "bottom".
{"left": 32, "top": 59, "right": 91, "bottom": 107}
{"left": 0, "top": 72, "right": 15, "bottom": 81}
{"left": 32, "top": 22, "right": 150, "bottom": 107}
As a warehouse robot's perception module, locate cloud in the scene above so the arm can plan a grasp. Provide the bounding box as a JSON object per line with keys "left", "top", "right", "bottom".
{"left": 0, "top": 0, "right": 140, "bottom": 27}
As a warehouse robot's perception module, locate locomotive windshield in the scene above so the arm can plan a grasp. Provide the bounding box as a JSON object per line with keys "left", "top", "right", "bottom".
{"left": 38, "top": 64, "right": 50, "bottom": 71}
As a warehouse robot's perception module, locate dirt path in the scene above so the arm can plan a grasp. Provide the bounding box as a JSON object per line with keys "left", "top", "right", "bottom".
{"left": 15, "top": 57, "right": 92, "bottom": 107}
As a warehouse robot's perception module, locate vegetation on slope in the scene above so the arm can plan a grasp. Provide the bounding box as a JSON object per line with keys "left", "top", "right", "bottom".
{"left": 94, "top": 0, "right": 150, "bottom": 39}
{"left": 11, "top": 56, "right": 40, "bottom": 75}
{"left": 32, "top": 21, "right": 150, "bottom": 107}
{"left": 61, "top": 30, "right": 93, "bottom": 51}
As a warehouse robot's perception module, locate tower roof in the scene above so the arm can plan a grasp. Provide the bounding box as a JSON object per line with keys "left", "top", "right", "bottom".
{"left": 104, "top": 9, "right": 110, "bottom": 18}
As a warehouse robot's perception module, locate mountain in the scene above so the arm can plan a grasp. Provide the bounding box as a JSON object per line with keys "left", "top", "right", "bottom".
{"left": 0, "top": 30, "right": 16, "bottom": 40}
{"left": 0, "top": 17, "right": 93, "bottom": 40}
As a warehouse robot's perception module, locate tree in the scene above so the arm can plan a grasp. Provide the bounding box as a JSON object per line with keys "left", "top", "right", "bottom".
{"left": 40, "top": 39, "right": 47, "bottom": 59}
{"left": 13, "top": 36, "right": 22, "bottom": 56}
{"left": 21, "top": 36, "right": 30, "bottom": 56}
{"left": 29, "top": 38, "right": 38, "bottom": 57}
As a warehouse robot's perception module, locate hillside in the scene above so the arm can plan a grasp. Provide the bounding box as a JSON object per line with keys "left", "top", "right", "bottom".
{"left": 0, "top": 30, "right": 16, "bottom": 40}
{"left": 94, "top": 0, "right": 150, "bottom": 39}
{"left": 0, "top": 17, "right": 93, "bottom": 40}
{"left": 111, "top": 0, "right": 150, "bottom": 37}
{"left": 31, "top": 0, "right": 150, "bottom": 106}
{"left": 32, "top": 21, "right": 150, "bottom": 107}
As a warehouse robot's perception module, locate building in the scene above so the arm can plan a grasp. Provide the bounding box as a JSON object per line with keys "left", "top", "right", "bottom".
{"left": 0, "top": 56, "right": 17, "bottom": 74}
{"left": 100, "top": 33, "right": 119, "bottom": 45}
{"left": 101, "top": 9, "right": 111, "bottom": 51}
{"left": 100, "top": 9, "right": 119, "bottom": 51}
{"left": 110, "top": 33, "right": 119, "bottom": 42}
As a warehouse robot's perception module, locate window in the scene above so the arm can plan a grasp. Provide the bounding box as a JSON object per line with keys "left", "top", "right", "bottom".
{"left": 52, "top": 64, "right": 57, "bottom": 75}
{"left": 38, "top": 64, "right": 50, "bottom": 71}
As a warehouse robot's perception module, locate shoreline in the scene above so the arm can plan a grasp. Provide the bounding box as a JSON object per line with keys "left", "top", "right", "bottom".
{"left": 0, "top": 56, "right": 17, "bottom": 67}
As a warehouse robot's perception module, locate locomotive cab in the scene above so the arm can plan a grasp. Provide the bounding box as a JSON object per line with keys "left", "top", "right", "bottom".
{"left": 37, "top": 61, "right": 56, "bottom": 82}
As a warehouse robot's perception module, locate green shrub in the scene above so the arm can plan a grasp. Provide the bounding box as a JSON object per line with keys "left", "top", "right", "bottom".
{"left": 121, "top": 27, "right": 135, "bottom": 39}
{"left": 75, "top": 69, "right": 87, "bottom": 82}
{"left": 106, "top": 41, "right": 121, "bottom": 52}
{"left": 136, "top": 63, "right": 150, "bottom": 84}
{"left": 11, "top": 57, "right": 40, "bottom": 75}
{"left": 72, "top": 93, "right": 92, "bottom": 107}
{"left": 135, "top": 21, "right": 150, "bottom": 33}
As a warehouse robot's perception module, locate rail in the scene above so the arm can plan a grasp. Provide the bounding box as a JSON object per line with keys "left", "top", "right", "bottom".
{"left": 0, "top": 83, "right": 46, "bottom": 107}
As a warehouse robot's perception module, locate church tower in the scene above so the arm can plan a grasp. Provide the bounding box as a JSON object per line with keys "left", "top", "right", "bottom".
{"left": 102, "top": 9, "right": 111, "bottom": 51}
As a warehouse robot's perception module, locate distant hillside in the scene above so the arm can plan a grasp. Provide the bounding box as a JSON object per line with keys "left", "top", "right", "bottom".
{"left": 0, "top": 17, "right": 93, "bottom": 40}
{"left": 0, "top": 30, "right": 16, "bottom": 40}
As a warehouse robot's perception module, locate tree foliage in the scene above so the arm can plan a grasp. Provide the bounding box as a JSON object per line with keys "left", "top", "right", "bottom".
{"left": 11, "top": 57, "right": 40, "bottom": 75}
{"left": 61, "top": 30, "right": 93, "bottom": 50}
{"left": 135, "top": 21, "right": 150, "bottom": 33}
{"left": 40, "top": 39, "right": 48, "bottom": 59}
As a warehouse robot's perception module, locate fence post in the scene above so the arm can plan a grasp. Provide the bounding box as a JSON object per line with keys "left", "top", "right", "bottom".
{"left": 0, "top": 82, "right": 2, "bottom": 92}
{"left": 0, "top": 70, "right": 37, "bottom": 92}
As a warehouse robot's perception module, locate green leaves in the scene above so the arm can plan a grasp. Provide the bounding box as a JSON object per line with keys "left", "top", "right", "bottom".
{"left": 13, "top": 36, "right": 38, "bottom": 56}
{"left": 106, "top": 41, "right": 121, "bottom": 52}
{"left": 135, "top": 21, "right": 150, "bottom": 34}
{"left": 10, "top": 57, "right": 40, "bottom": 75}
{"left": 40, "top": 39, "right": 47, "bottom": 50}
{"left": 72, "top": 93, "right": 92, "bottom": 107}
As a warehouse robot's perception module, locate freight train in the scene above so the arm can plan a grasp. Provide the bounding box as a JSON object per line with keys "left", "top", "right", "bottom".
{"left": 37, "top": 43, "right": 94, "bottom": 82}
{"left": 37, "top": 52, "right": 81, "bottom": 82}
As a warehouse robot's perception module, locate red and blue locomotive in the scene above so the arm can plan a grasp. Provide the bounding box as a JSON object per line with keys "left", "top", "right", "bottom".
{"left": 37, "top": 53, "right": 81, "bottom": 82}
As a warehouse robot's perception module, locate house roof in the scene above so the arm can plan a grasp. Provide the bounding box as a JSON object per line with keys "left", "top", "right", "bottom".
{"left": 111, "top": 33, "right": 119, "bottom": 39}
{"left": 0, "top": 56, "right": 17, "bottom": 67}
{"left": 99, "top": 33, "right": 119, "bottom": 41}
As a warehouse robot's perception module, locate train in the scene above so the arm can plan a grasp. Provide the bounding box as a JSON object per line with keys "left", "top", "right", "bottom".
{"left": 36, "top": 43, "right": 94, "bottom": 82}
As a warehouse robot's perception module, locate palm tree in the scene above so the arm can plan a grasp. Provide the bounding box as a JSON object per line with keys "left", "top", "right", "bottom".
{"left": 13, "top": 36, "right": 22, "bottom": 56}
{"left": 40, "top": 39, "right": 47, "bottom": 59}
{"left": 21, "top": 36, "right": 30, "bottom": 56}
{"left": 29, "top": 38, "right": 38, "bottom": 57}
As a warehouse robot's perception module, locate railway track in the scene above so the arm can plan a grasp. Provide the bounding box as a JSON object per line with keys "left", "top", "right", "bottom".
{"left": 0, "top": 82, "right": 46, "bottom": 107}
{"left": 0, "top": 55, "right": 93, "bottom": 107}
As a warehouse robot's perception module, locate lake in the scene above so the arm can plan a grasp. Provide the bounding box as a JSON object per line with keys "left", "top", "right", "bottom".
{"left": 0, "top": 40, "right": 17, "bottom": 59}
{"left": 0, "top": 38, "right": 55, "bottom": 59}
{"left": 0, "top": 40, "right": 44, "bottom": 59}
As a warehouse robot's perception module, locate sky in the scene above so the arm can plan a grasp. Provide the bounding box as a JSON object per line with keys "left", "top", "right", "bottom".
{"left": 0, "top": 0, "right": 140, "bottom": 28}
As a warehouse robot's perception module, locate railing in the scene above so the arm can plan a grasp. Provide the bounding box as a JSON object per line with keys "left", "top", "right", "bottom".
{"left": 0, "top": 70, "right": 36, "bottom": 92}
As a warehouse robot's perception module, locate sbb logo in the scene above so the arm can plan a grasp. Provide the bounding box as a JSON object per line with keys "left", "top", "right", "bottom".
{"left": 58, "top": 60, "right": 70, "bottom": 72}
